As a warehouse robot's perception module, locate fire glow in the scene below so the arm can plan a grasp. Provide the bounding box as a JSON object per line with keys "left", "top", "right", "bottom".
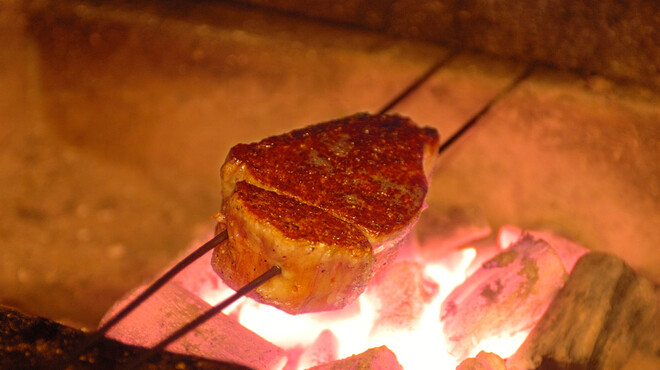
{"left": 104, "top": 224, "right": 587, "bottom": 369}
{"left": 232, "top": 248, "right": 476, "bottom": 369}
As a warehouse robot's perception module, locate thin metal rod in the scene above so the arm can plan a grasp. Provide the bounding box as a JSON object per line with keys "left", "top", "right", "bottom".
{"left": 126, "top": 265, "right": 282, "bottom": 369}
{"left": 437, "top": 63, "right": 536, "bottom": 154}
{"left": 69, "top": 230, "right": 228, "bottom": 362}
{"left": 377, "top": 51, "right": 457, "bottom": 115}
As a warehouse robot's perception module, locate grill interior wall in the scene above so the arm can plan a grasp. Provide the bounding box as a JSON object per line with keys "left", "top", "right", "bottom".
{"left": 232, "top": 0, "right": 660, "bottom": 90}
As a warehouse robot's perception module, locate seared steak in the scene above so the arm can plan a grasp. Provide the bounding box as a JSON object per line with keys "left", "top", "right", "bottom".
{"left": 213, "top": 181, "right": 373, "bottom": 314}
{"left": 213, "top": 113, "right": 439, "bottom": 314}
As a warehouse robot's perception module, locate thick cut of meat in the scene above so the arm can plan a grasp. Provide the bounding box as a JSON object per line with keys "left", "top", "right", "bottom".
{"left": 213, "top": 181, "right": 373, "bottom": 314}
{"left": 213, "top": 113, "right": 439, "bottom": 314}
{"left": 221, "top": 113, "right": 439, "bottom": 249}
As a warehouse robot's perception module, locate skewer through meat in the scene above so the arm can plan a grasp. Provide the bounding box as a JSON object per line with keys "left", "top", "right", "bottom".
{"left": 212, "top": 113, "right": 439, "bottom": 314}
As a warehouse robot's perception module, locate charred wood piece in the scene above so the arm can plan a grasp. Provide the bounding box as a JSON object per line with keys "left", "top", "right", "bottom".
{"left": 307, "top": 345, "right": 403, "bottom": 370}
{"left": 441, "top": 234, "right": 569, "bottom": 360}
{"left": 507, "top": 252, "right": 659, "bottom": 370}
{"left": 457, "top": 351, "right": 506, "bottom": 370}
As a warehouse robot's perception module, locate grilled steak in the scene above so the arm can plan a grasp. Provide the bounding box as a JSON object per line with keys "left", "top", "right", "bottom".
{"left": 213, "top": 181, "right": 373, "bottom": 313}
{"left": 213, "top": 113, "right": 439, "bottom": 314}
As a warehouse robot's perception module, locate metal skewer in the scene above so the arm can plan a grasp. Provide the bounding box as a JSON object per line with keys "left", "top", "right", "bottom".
{"left": 437, "top": 63, "right": 535, "bottom": 154}
{"left": 125, "top": 265, "right": 282, "bottom": 370}
{"left": 68, "top": 230, "right": 228, "bottom": 365}
{"left": 377, "top": 51, "right": 457, "bottom": 115}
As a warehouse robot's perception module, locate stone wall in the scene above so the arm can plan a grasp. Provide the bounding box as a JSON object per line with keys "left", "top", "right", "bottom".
{"left": 233, "top": 0, "right": 660, "bottom": 89}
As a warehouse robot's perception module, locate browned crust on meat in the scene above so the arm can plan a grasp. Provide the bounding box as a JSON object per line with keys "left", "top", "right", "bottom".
{"left": 221, "top": 113, "right": 439, "bottom": 243}
{"left": 213, "top": 181, "right": 373, "bottom": 313}
{"left": 234, "top": 181, "right": 371, "bottom": 254}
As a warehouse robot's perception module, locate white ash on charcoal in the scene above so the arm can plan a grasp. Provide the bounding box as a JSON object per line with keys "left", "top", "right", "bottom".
{"left": 366, "top": 260, "right": 439, "bottom": 335}
{"left": 295, "top": 329, "right": 339, "bottom": 369}
{"left": 102, "top": 282, "right": 286, "bottom": 370}
{"left": 507, "top": 252, "right": 660, "bottom": 370}
{"left": 456, "top": 351, "right": 506, "bottom": 370}
{"left": 498, "top": 225, "right": 589, "bottom": 272}
{"left": 414, "top": 204, "right": 491, "bottom": 260}
{"left": 307, "top": 345, "right": 403, "bottom": 370}
{"left": 441, "top": 234, "right": 573, "bottom": 360}
{"left": 463, "top": 237, "right": 503, "bottom": 278}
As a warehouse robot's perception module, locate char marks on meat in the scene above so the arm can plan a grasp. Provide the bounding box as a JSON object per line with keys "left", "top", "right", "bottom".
{"left": 213, "top": 113, "right": 439, "bottom": 314}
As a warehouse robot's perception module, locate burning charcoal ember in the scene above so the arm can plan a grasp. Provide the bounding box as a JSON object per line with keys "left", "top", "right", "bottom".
{"left": 297, "top": 330, "right": 339, "bottom": 369}
{"left": 103, "top": 282, "right": 286, "bottom": 369}
{"left": 0, "top": 305, "right": 246, "bottom": 369}
{"left": 440, "top": 234, "right": 569, "bottom": 360}
{"left": 507, "top": 252, "right": 659, "bottom": 370}
{"left": 497, "top": 225, "right": 589, "bottom": 272}
{"left": 456, "top": 351, "right": 506, "bottom": 370}
{"left": 367, "top": 260, "right": 438, "bottom": 334}
{"left": 415, "top": 204, "right": 491, "bottom": 260}
{"left": 463, "top": 237, "right": 502, "bottom": 278}
{"left": 307, "top": 346, "right": 403, "bottom": 370}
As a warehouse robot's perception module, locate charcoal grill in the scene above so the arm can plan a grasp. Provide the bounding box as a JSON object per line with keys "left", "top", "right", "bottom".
{"left": 1, "top": 0, "right": 658, "bottom": 368}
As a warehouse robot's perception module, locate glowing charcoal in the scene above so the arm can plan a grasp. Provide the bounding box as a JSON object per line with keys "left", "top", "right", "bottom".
{"left": 497, "top": 225, "right": 589, "bottom": 272}
{"left": 103, "top": 224, "right": 581, "bottom": 369}
{"left": 415, "top": 204, "right": 491, "bottom": 260}
{"left": 457, "top": 351, "right": 507, "bottom": 370}
{"left": 297, "top": 329, "right": 339, "bottom": 369}
{"left": 440, "top": 234, "right": 569, "bottom": 361}
{"left": 507, "top": 252, "right": 659, "bottom": 370}
{"left": 366, "top": 260, "right": 438, "bottom": 334}
{"left": 307, "top": 346, "right": 403, "bottom": 370}
{"left": 102, "top": 282, "right": 286, "bottom": 370}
